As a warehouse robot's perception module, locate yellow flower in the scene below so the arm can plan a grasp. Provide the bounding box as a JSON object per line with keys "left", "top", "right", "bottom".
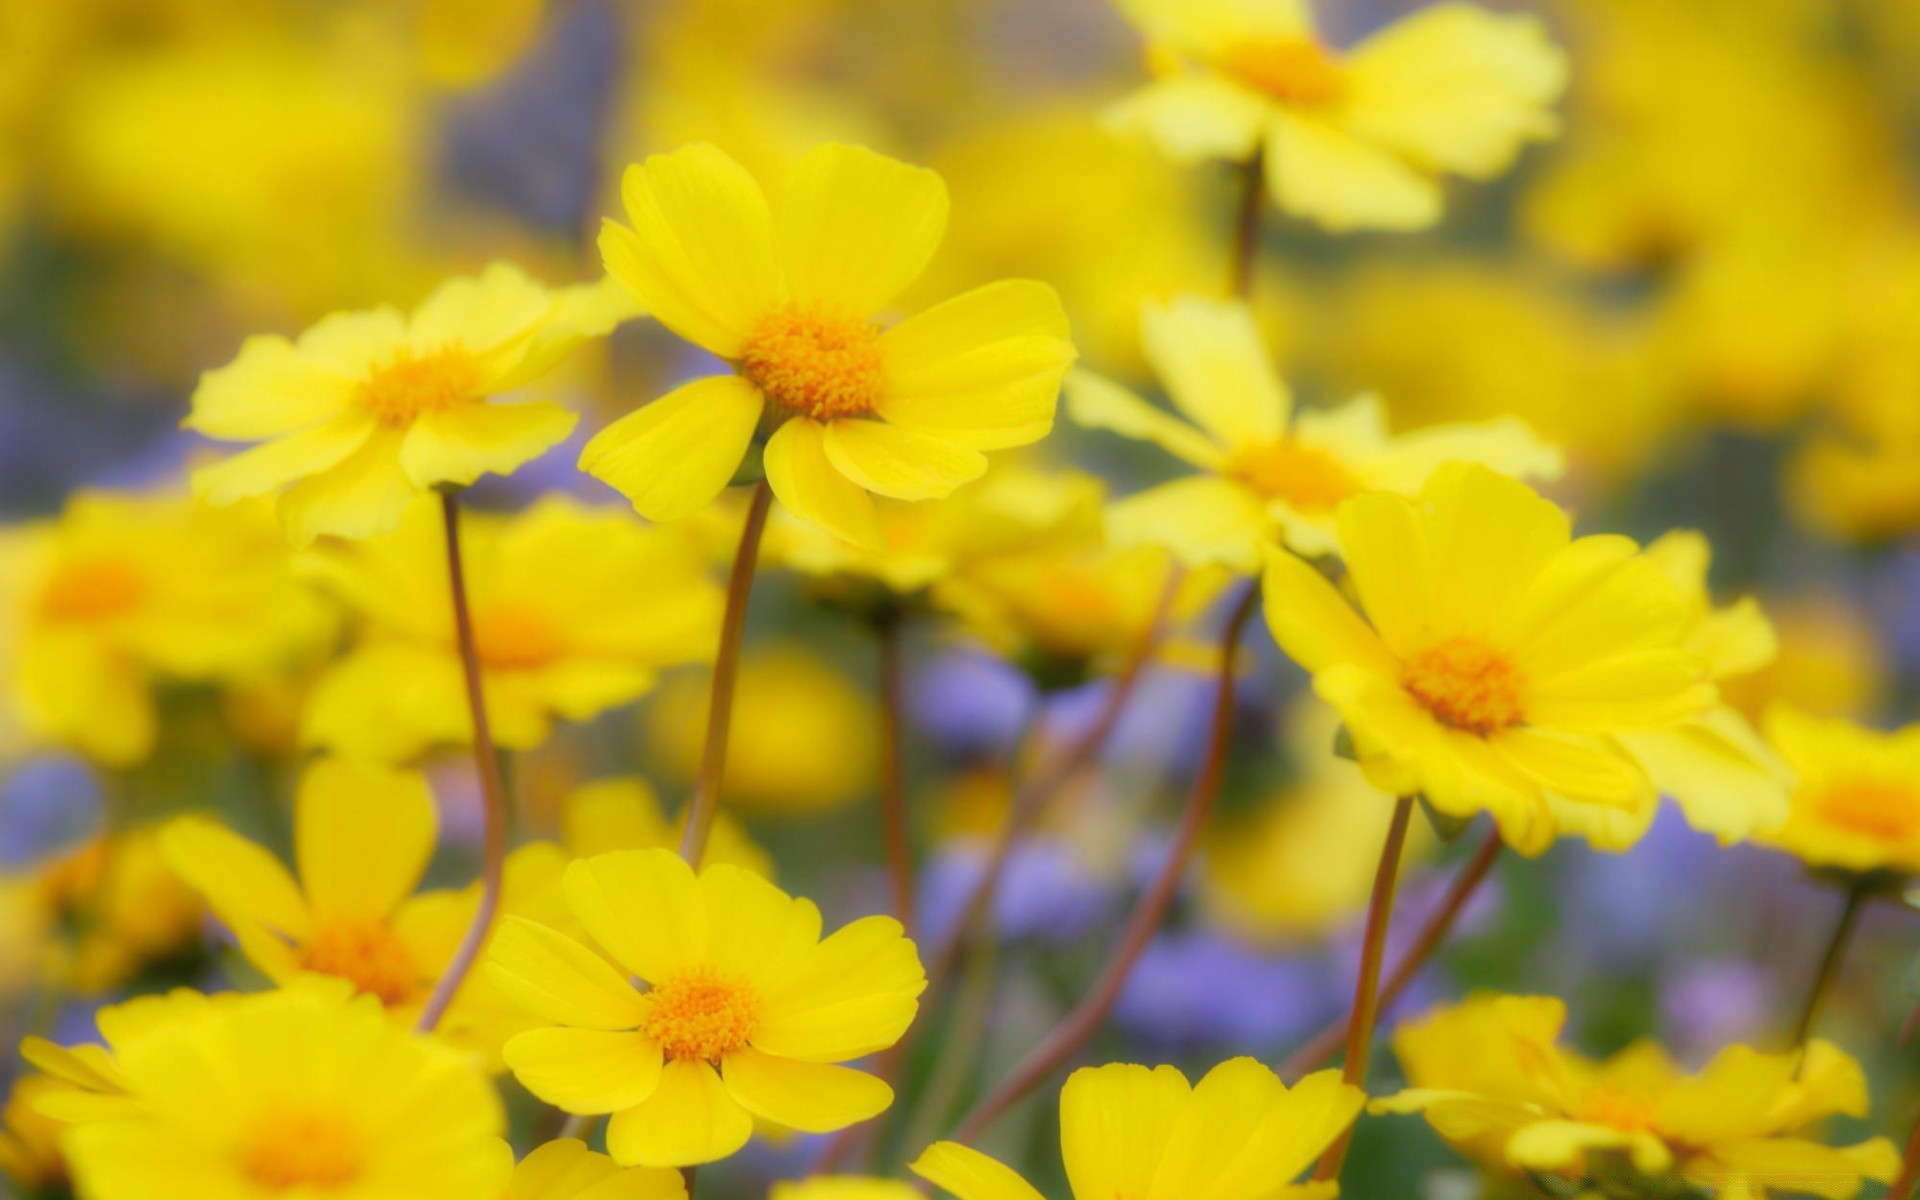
{"left": 772, "top": 1179, "right": 920, "bottom": 1200}
{"left": 582, "top": 141, "right": 1077, "bottom": 550}
{"left": 43, "top": 983, "right": 512, "bottom": 1200}
{"left": 0, "top": 489, "right": 334, "bottom": 766}
{"left": 1790, "top": 407, "right": 1920, "bottom": 543}
{"left": 1376, "top": 993, "right": 1901, "bottom": 1196}
{"left": 912, "top": 1058, "right": 1362, "bottom": 1200}
{"left": 189, "top": 262, "right": 634, "bottom": 545}
{"left": 1067, "top": 296, "right": 1562, "bottom": 569}
{"left": 643, "top": 643, "right": 877, "bottom": 818}
{"left": 1718, "top": 599, "right": 1888, "bottom": 724}
{"left": 303, "top": 495, "right": 722, "bottom": 761}
{"left": 1757, "top": 707, "right": 1920, "bottom": 877}
{"left": 506, "top": 1138, "right": 685, "bottom": 1200}
{"left": 0, "top": 1076, "right": 67, "bottom": 1193}
{"left": 1106, "top": 0, "right": 1566, "bottom": 232}
{"left": 564, "top": 776, "right": 772, "bottom": 878}
{"left": 488, "top": 847, "right": 925, "bottom": 1166}
{"left": 33, "top": 825, "right": 204, "bottom": 994}
{"left": 1260, "top": 463, "right": 1717, "bottom": 855}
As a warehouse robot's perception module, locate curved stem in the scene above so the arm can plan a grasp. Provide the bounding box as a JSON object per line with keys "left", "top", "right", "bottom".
{"left": 1312, "top": 793, "right": 1417, "bottom": 1182}
{"left": 1788, "top": 879, "right": 1870, "bottom": 1060}
{"left": 1230, "top": 149, "right": 1266, "bottom": 299}
{"left": 946, "top": 581, "right": 1260, "bottom": 1145}
{"left": 877, "top": 615, "right": 915, "bottom": 933}
{"left": 417, "top": 490, "right": 511, "bottom": 1034}
{"left": 1889, "top": 1110, "right": 1920, "bottom": 1200}
{"left": 680, "top": 480, "right": 773, "bottom": 867}
{"left": 1279, "top": 828, "right": 1502, "bottom": 1080}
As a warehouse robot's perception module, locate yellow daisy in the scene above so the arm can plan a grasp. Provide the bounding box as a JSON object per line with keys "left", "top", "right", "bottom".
{"left": 582, "top": 141, "right": 1077, "bottom": 550}
{"left": 1758, "top": 707, "right": 1920, "bottom": 877}
{"left": 1260, "top": 463, "right": 1716, "bottom": 855}
{"left": 40, "top": 983, "right": 512, "bottom": 1200}
{"left": 488, "top": 847, "right": 925, "bottom": 1167}
{"left": 301, "top": 495, "right": 722, "bottom": 761}
{"left": 1106, "top": 0, "right": 1567, "bottom": 231}
{"left": 505, "top": 1139, "right": 685, "bottom": 1200}
{"left": 189, "top": 261, "right": 634, "bottom": 545}
{"left": 1376, "top": 993, "right": 1901, "bottom": 1196}
{"left": 1067, "top": 296, "right": 1562, "bottom": 570}
{"left": 912, "top": 1058, "right": 1362, "bottom": 1200}
{"left": 563, "top": 776, "right": 772, "bottom": 877}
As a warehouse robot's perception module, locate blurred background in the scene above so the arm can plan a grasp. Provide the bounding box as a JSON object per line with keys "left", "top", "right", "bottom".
{"left": 3, "top": 0, "right": 1920, "bottom": 1197}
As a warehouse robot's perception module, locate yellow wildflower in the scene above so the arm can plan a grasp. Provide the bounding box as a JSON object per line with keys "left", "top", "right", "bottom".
{"left": 773, "top": 1179, "right": 920, "bottom": 1200}
{"left": 1376, "top": 993, "right": 1901, "bottom": 1196}
{"left": 303, "top": 495, "right": 721, "bottom": 761}
{"left": 0, "top": 489, "right": 333, "bottom": 767}
{"left": 1758, "top": 708, "right": 1920, "bottom": 877}
{"left": 189, "top": 262, "right": 634, "bottom": 545}
{"left": 1718, "top": 599, "right": 1888, "bottom": 723}
{"left": 34, "top": 825, "right": 204, "bottom": 994}
{"left": 583, "top": 141, "right": 1076, "bottom": 550}
{"left": 1106, "top": 0, "right": 1566, "bottom": 231}
{"left": 563, "top": 776, "right": 772, "bottom": 878}
{"left": 506, "top": 1138, "right": 685, "bottom": 1200}
{"left": 489, "top": 848, "right": 925, "bottom": 1166}
{"left": 913, "top": 1058, "right": 1362, "bottom": 1200}
{"left": 0, "top": 1076, "right": 67, "bottom": 1194}
{"left": 1260, "top": 463, "right": 1717, "bottom": 855}
{"left": 1067, "top": 296, "right": 1561, "bottom": 569}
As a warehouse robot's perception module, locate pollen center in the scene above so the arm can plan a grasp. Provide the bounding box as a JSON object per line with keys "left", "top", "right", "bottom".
{"left": 1403, "top": 638, "right": 1526, "bottom": 736}
{"left": 740, "top": 303, "right": 885, "bottom": 421}
{"left": 640, "top": 965, "right": 762, "bottom": 1063}
{"left": 300, "top": 921, "right": 419, "bottom": 1008}
{"left": 1813, "top": 779, "right": 1920, "bottom": 844}
{"left": 238, "top": 1108, "right": 364, "bottom": 1191}
{"left": 1575, "top": 1084, "right": 1662, "bottom": 1135}
{"left": 472, "top": 602, "right": 564, "bottom": 671}
{"left": 39, "top": 558, "right": 147, "bottom": 623}
{"left": 1216, "top": 37, "right": 1347, "bottom": 107}
{"left": 358, "top": 344, "right": 483, "bottom": 426}
{"left": 1229, "top": 439, "right": 1364, "bottom": 513}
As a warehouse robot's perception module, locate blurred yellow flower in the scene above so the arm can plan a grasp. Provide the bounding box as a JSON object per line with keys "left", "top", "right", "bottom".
{"left": 1068, "top": 295, "right": 1561, "bottom": 569}
{"left": 44, "top": 982, "right": 512, "bottom": 1200}
{"left": 1377, "top": 993, "right": 1900, "bottom": 1195}
{"left": 189, "top": 262, "right": 633, "bottom": 545}
{"left": 564, "top": 776, "right": 772, "bottom": 878}
{"left": 1718, "top": 598, "right": 1887, "bottom": 723}
{"left": 1758, "top": 707, "right": 1920, "bottom": 877}
{"left": 1261, "top": 464, "right": 1717, "bottom": 855}
{"left": 303, "top": 496, "right": 721, "bottom": 761}
{"left": 34, "top": 825, "right": 204, "bottom": 994}
{"left": 644, "top": 643, "right": 877, "bottom": 818}
{"left": 1790, "top": 397, "right": 1920, "bottom": 543}
{"left": 583, "top": 141, "right": 1076, "bottom": 549}
{"left": 419, "top": 0, "right": 547, "bottom": 89}
{"left": 506, "top": 1138, "right": 685, "bottom": 1200}
{"left": 0, "top": 1075, "right": 68, "bottom": 1194}
{"left": 913, "top": 1058, "right": 1362, "bottom": 1200}
{"left": 1106, "top": 0, "right": 1566, "bottom": 231}
{"left": 772, "top": 1179, "right": 919, "bottom": 1200}
{"left": 0, "top": 489, "right": 333, "bottom": 767}
{"left": 489, "top": 848, "right": 925, "bottom": 1166}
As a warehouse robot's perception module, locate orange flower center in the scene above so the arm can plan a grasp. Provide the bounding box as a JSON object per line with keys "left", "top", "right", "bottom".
{"left": 1229, "top": 438, "right": 1364, "bottom": 513}
{"left": 1403, "top": 638, "right": 1527, "bottom": 736}
{"left": 472, "top": 602, "right": 564, "bottom": 671}
{"left": 1215, "top": 36, "right": 1347, "bottom": 106}
{"left": 1575, "top": 1084, "right": 1662, "bottom": 1135}
{"left": 38, "top": 558, "right": 147, "bottom": 623}
{"left": 740, "top": 302, "right": 886, "bottom": 421}
{"left": 641, "top": 965, "right": 761, "bottom": 1063}
{"left": 1813, "top": 779, "right": 1920, "bottom": 844}
{"left": 358, "top": 344, "right": 483, "bottom": 426}
{"left": 300, "top": 921, "right": 419, "bottom": 1008}
{"left": 238, "top": 1108, "right": 364, "bottom": 1191}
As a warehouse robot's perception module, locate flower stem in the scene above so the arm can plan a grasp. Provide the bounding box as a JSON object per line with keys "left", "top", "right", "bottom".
{"left": 679, "top": 479, "right": 773, "bottom": 867}
{"left": 946, "top": 580, "right": 1260, "bottom": 1144}
{"left": 1788, "top": 878, "right": 1871, "bottom": 1058}
{"left": 1280, "top": 826, "right": 1502, "bottom": 1080}
{"left": 876, "top": 613, "right": 915, "bottom": 933}
{"left": 1889, "top": 1111, "right": 1920, "bottom": 1200}
{"left": 1312, "top": 792, "right": 1417, "bottom": 1182}
{"left": 1230, "top": 149, "right": 1266, "bottom": 299}
{"left": 417, "top": 489, "right": 511, "bottom": 1034}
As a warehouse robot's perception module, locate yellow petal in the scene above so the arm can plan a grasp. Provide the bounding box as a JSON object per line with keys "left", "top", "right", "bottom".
{"left": 503, "top": 1028, "right": 664, "bottom": 1114}
{"left": 697, "top": 864, "right": 821, "bottom": 982}
{"left": 301, "top": 642, "right": 473, "bottom": 762}
{"left": 876, "top": 280, "right": 1075, "bottom": 451}
{"left": 778, "top": 143, "right": 948, "bottom": 316}
{"left": 564, "top": 779, "right": 672, "bottom": 856}
{"left": 1064, "top": 368, "right": 1224, "bottom": 469}
{"left": 1109, "top": 477, "right": 1269, "bottom": 573}
{"left": 1139, "top": 296, "right": 1288, "bottom": 449}
{"left": 1504, "top": 1119, "right": 1670, "bottom": 1176}
{"left": 1060, "top": 1063, "right": 1189, "bottom": 1200}
{"left": 296, "top": 757, "right": 437, "bottom": 924}
{"left": 1363, "top": 416, "right": 1564, "bottom": 496}
{"left": 911, "top": 1143, "right": 1048, "bottom": 1200}
{"left": 764, "top": 418, "right": 885, "bottom": 551}
{"left": 1260, "top": 545, "right": 1397, "bottom": 677}
{"left": 399, "top": 400, "right": 578, "bottom": 489}
{"left": 157, "top": 816, "right": 313, "bottom": 941}
{"left": 1147, "top": 1062, "right": 1361, "bottom": 1200}
{"left": 409, "top": 261, "right": 553, "bottom": 351}
{"left": 487, "top": 916, "right": 648, "bottom": 1029}
{"left": 604, "top": 144, "right": 779, "bottom": 358}
{"left": 187, "top": 335, "right": 358, "bottom": 440}
{"left": 563, "top": 849, "right": 705, "bottom": 983}
{"left": 720, "top": 1047, "right": 891, "bottom": 1133}
{"left": 1413, "top": 461, "right": 1572, "bottom": 639}
{"left": 507, "top": 1138, "right": 689, "bottom": 1200}
{"left": 279, "top": 427, "right": 420, "bottom": 545}
{"left": 605, "top": 1058, "right": 753, "bottom": 1168}
{"left": 821, "top": 419, "right": 986, "bottom": 501}
{"left": 1104, "top": 76, "right": 1268, "bottom": 165}
{"left": 755, "top": 915, "right": 925, "bottom": 1063}
{"left": 1332, "top": 489, "right": 1436, "bottom": 658}
{"left": 1614, "top": 711, "right": 1789, "bottom": 844}
{"left": 1265, "top": 113, "right": 1442, "bottom": 233}
{"left": 191, "top": 412, "right": 376, "bottom": 506}
{"left": 579, "top": 375, "right": 762, "bottom": 523}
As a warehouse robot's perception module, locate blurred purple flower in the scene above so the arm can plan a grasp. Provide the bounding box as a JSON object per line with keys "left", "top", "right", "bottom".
{"left": 917, "top": 837, "right": 1119, "bottom": 948}
{"left": 0, "top": 754, "right": 102, "bottom": 866}
{"left": 1661, "top": 959, "right": 1774, "bottom": 1063}
{"left": 1114, "top": 928, "right": 1334, "bottom": 1053}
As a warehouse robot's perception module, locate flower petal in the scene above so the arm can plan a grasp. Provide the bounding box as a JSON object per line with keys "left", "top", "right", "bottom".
{"left": 778, "top": 143, "right": 948, "bottom": 316}
{"left": 579, "top": 375, "right": 762, "bottom": 523}
{"left": 1139, "top": 296, "right": 1288, "bottom": 450}
{"left": 1064, "top": 368, "right": 1224, "bottom": 469}
{"left": 1104, "top": 76, "right": 1269, "bottom": 165}
{"left": 563, "top": 849, "right": 705, "bottom": 983}
{"left": 1260, "top": 545, "right": 1398, "bottom": 677}
{"left": 191, "top": 412, "right": 376, "bottom": 506}
{"left": 486, "top": 916, "right": 649, "bottom": 1030}
{"left": 278, "top": 427, "right": 420, "bottom": 545}
{"left": 763, "top": 418, "right": 884, "bottom": 551}
{"left": 605, "top": 1058, "right": 753, "bottom": 1168}
{"left": 755, "top": 915, "right": 925, "bottom": 1063}
{"left": 296, "top": 757, "right": 437, "bottom": 925}
{"left": 187, "top": 335, "right": 358, "bottom": 440}
{"left": 821, "top": 419, "right": 986, "bottom": 501}
{"left": 1060, "top": 1063, "right": 1190, "bottom": 1200}
{"left": 400, "top": 400, "right": 578, "bottom": 489}
{"left": 503, "top": 1028, "right": 664, "bottom": 1114}
{"left": 157, "top": 816, "right": 313, "bottom": 942}
{"left": 408, "top": 261, "right": 557, "bottom": 353}
{"left": 720, "top": 1047, "right": 892, "bottom": 1133}
{"left": 911, "top": 1143, "right": 1048, "bottom": 1200}
{"left": 1108, "top": 477, "right": 1268, "bottom": 573}
{"left": 1265, "top": 113, "right": 1442, "bottom": 233}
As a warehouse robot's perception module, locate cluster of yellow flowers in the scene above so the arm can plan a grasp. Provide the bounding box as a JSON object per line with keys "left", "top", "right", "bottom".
{"left": 3, "top": 1, "right": 1920, "bottom": 1200}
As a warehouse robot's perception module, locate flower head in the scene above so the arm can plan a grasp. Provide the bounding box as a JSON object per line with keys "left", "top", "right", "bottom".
{"left": 1069, "top": 296, "right": 1562, "bottom": 570}
{"left": 912, "top": 1058, "right": 1362, "bottom": 1200}
{"left": 1106, "top": 0, "right": 1567, "bottom": 231}
{"left": 583, "top": 142, "right": 1076, "bottom": 550}
{"left": 1261, "top": 463, "right": 1721, "bottom": 855}
{"left": 1758, "top": 707, "right": 1920, "bottom": 877}
{"left": 488, "top": 847, "right": 925, "bottom": 1166}
{"left": 189, "top": 262, "right": 634, "bottom": 544}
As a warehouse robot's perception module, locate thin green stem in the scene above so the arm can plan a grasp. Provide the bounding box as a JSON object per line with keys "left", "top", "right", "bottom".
{"left": 1788, "top": 879, "right": 1871, "bottom": 1059}
{"left": 1230, "top": 149, "right": 1266, "bottom": 299}
{"left": 876, "top": 614, "right": 915, "bottom": 933}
